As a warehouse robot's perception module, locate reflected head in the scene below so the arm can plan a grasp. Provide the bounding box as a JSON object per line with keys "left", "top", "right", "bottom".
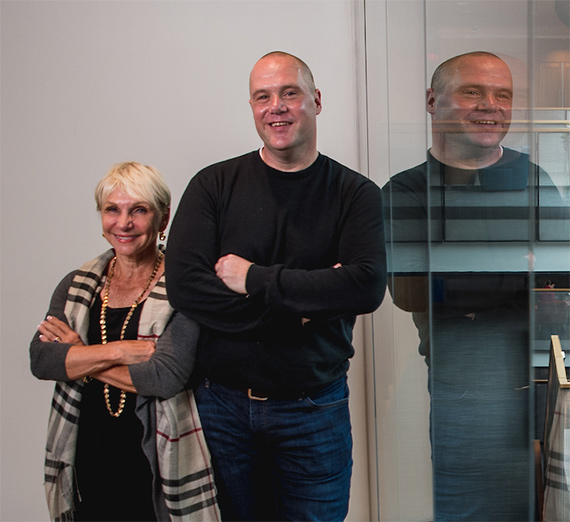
{"left": 431, "top": 51, "right": 512, "bottom": 94}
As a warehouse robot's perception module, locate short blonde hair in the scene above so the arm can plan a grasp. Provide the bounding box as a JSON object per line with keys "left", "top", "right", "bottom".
{"left": 95, "top": 161, "right": 171, "bottom": 217}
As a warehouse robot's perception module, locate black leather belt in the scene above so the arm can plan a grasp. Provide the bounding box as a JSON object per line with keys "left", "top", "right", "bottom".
{"left": 245, "top": 386, "right": 314, "bottom": 401}
{"left": 247, "top": 388, "right": 270, "bottom": 401}
{"left": 221, "top": 382, "right": 329, "bottom": 401}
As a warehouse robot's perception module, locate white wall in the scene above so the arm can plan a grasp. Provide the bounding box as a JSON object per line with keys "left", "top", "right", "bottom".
{"left": 0, "top": 1, "right": 371, "bottom": 520}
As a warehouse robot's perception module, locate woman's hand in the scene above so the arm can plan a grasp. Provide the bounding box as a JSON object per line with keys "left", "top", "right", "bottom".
{"left": 38, "top": 316, "right": 84, "bottom": 346}
{"left": 110, "top": 340, "right": 156, "bottom": 365}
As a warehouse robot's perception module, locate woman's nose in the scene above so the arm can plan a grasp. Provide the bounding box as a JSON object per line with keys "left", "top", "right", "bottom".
{"left": 118, "top": 214, "right": 133, "bottom": 229}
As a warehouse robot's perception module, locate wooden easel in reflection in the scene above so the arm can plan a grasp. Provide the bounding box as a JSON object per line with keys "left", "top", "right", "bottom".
{"left": 541, "top": 335, "right": 570, "bottom": 521}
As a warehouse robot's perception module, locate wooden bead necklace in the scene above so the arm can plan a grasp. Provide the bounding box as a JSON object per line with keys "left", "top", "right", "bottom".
{"left": 99, "top": 250, "right": 164, "bottom": 417}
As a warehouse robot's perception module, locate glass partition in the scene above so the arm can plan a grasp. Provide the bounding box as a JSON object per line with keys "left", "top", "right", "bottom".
{"left": 367, "top": 0, "right": 570, "bottom": 519}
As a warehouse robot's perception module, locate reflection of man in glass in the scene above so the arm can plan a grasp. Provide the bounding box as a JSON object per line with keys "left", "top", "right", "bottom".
{"left": 382, "top": 51, "right": 546, "bottom": 520}
{"left": 429, "top": 51, "right": 512, "bottom": 167}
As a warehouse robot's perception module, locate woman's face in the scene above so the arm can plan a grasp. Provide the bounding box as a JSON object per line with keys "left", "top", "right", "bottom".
{"left": 100, "top": 188, "right": 165, "bottom": 260}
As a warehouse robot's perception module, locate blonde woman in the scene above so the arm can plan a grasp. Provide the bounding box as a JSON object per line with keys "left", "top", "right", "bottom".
{"left": 30, "top": 162, "right": 219, "bottom": 521}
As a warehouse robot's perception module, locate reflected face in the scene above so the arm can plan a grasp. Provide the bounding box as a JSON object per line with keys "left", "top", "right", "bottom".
{"left": 100, "top": 189, "right": 165, "bottom": 259}
{"left": 427, "top": 55, "right": 513, "bottom": 152}
{"left": 249, "top": 54, "right": 322, "bottom": 158}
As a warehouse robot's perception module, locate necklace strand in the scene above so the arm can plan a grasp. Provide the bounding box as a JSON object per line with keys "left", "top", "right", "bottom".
{"left": 99, "top": 250, "right": 164, "bottom": 418}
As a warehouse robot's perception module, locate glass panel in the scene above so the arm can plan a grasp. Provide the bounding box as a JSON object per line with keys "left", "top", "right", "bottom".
{"left": 371, "top": 0, "right": 569, "bottom": 519}
{"left": 532, "top": 2, "right": 570, "bottom": 519}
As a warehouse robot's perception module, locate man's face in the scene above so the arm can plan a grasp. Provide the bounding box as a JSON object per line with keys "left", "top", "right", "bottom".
{"left": 249, "top": 55, "right": 322, "bottom": 158}
{"left": 427, "top": 55, "right": 513, "bottom": 154}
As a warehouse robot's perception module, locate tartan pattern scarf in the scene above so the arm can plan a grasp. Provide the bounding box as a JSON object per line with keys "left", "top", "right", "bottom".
{"left": 44, "top": 250, "right": 220, "bottom": 521}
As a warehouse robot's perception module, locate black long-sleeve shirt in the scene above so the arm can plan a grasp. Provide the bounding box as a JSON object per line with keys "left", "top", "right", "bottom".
{"left": 382, "top": 148, "right": 568, "bottom": 359}
{"left": 166, "top": 151, "right": 386, "bottom": 394}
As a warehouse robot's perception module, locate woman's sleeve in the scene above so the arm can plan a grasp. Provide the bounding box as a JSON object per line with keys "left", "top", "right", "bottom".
{"left": 29, "top": 272, "right": 76, "bottom": 381}
{"left": 128, "top": 312, "right": 199, "bottom": 399}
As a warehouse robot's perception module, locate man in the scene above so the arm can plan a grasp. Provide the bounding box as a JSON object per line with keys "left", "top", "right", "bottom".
{"left": 166, "top": 51, "right": 386, "bottom": 521}
{"left": 383, "top": 51, "right": 566, "bottom": 520}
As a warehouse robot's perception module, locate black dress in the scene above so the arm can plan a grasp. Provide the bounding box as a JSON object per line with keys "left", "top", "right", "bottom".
{"left": 73, "top": 294, "right": 156, "bottom": 521}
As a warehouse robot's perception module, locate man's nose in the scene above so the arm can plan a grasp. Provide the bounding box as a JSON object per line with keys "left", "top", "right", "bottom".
{"left": 269, "top": 95, "right": 286, "bottom": 112}
{"left": 478, "top": 93, "right": 499, "bottom": 110}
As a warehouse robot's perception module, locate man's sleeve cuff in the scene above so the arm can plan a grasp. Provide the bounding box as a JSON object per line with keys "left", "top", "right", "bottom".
{"left": 245, "top": 263, "right": 267, "bottom": 298}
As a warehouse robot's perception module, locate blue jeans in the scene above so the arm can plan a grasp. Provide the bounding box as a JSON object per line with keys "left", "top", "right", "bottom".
{"left": 194, "top": 376, "right": 353, "bottom": 521}
{"left": 428, "top": 310, "right": 532, "bottom": 521}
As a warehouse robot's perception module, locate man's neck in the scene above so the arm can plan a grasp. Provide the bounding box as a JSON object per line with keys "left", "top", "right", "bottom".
{"left": 260, "top": 146, "right": 319, "bottom": 172}
{"left": 430, "top": 144, "right": 504, "bottom": 170}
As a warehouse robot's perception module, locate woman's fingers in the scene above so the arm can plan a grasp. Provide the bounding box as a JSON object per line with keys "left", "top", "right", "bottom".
{"left": 38, "top": 316, "right": 84, "bottom": 345}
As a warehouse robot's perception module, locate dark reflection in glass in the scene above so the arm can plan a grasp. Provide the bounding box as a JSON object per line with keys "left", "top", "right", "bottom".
{"left": 382, "top": 51, "right": 569, "bottom": 521}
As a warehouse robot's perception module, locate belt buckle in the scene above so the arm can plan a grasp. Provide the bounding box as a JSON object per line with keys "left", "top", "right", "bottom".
{"left": 247, "top": 388, "right": 269, "bottom": 401}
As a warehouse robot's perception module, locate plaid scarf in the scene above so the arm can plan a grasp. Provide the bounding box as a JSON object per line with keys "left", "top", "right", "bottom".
{"left": 44, "top": 250, "right": 220, "bottom": 521}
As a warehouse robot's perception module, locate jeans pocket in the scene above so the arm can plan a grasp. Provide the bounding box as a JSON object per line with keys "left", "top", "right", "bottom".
{"left": 304, "top": 377, "right": 349, "bottom": 409}
{"left": 193, "top": 378, "right": 209, "bottom": 401}
{"left": 431, "top": 385, "right": 470, "bottom": 403}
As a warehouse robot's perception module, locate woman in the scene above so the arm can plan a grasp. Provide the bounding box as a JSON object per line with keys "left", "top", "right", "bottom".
{"left": 30, "top": 162, "right": 219, "bottom": 521}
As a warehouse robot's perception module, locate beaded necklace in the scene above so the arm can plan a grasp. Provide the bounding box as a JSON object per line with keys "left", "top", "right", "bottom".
{"left": 99, "top": 250, "right": 164, "bottom": 417}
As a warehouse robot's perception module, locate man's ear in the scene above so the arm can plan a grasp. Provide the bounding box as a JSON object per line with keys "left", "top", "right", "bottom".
{"left": 426, "top": 88, "right": 436, "bottom": 115}
{"left": 314, "top": 89, "right": 322, "bottom": 115}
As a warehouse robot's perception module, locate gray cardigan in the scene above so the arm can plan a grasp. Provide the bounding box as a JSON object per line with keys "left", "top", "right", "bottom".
{"left": 30, "top": 269, "right": 201, "bottom": 520}
{"left": 30, "top": 270, "right": 199, "bottom": 398}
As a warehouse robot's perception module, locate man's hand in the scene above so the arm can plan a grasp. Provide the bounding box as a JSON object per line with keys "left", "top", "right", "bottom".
{"left": 215, "top": 254, "right": 253, "bottom": 294}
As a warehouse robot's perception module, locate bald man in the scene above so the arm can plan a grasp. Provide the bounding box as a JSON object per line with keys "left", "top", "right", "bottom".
{"left": 167, "top": 51, "right": 386, "bottom": 521}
